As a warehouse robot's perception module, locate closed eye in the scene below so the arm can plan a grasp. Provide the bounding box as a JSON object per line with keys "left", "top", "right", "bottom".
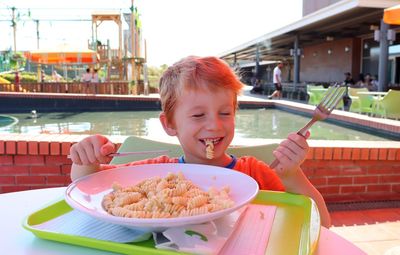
{"left": 192, "top": 113, "right": 204, "bottom": 118}
{"left": 220, "top": 112, "right": 232, "bottom": 116}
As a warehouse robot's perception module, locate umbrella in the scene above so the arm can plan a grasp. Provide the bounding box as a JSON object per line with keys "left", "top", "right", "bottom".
{"left": 384, "top": 4, "right": 400, "bottom": 25}
{"left": 24, "top": 44, "right": 99, "bottom": 64}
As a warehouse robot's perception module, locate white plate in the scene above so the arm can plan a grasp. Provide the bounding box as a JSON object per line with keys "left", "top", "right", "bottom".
{"left": 65, "top": 163, "right": 259, "bottom": 231}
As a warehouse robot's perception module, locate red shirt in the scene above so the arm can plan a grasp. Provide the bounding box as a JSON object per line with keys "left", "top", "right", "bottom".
{"left": 101, "top": 155, "right": 285, "bottom": 192}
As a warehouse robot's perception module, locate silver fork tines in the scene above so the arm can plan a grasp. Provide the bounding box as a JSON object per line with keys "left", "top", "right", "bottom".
{"left": 269, "top": 85, "right": 345, "bottom": 170}
{"left": 297, "top": 85, "right": 345, "bottom": 137}
{"left": 318, "top": 86, "right": 346, "bottom": 112}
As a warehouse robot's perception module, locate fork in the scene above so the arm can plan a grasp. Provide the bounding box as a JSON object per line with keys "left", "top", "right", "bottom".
{"left": 269, "top": 85, "right": 346, "bottom": 170}
{"left": 67, "top": 149, "right": 169, "bottom": 159}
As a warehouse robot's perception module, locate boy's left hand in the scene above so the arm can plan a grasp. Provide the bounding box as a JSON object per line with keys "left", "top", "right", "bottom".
{"left": 272, "top": 132, "right": 309, "bottom": 176}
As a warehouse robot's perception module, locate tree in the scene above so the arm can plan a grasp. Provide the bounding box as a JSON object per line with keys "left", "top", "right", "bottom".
{"left": 147, "top": 64, "right": 168, "bottom": 88}
{"left": 10, "top": 51, "right": 26, "bottom": 70}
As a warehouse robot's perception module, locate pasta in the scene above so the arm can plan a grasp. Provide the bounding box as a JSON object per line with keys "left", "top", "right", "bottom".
{"left": 102, "top": 172, "right": 234, "bottom": 219}
{"left": 205, "top": 140, "right": 214, "bottom": 159}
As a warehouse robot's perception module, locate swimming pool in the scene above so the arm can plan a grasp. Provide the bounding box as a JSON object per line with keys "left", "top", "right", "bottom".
{"left": 0, "top": 109, "right": 389, "bottom": 141}
{"left": 0, "top": 115, "right": 18, "bottom": 128}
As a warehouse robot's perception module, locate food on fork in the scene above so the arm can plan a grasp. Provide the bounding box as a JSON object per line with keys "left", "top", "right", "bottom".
{"left": 205, "top": 139, "right": 214, "bottom": 159}
{"left": 102, "top": 172, "right": 234, "bottom": 218}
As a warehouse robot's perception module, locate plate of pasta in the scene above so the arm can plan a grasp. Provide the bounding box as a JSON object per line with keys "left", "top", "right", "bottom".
{"left": 65, "top": 163, "right": 259, "bottom": 231}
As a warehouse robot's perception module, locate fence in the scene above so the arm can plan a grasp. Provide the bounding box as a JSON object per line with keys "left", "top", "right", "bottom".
{"left": 0, "top": 81, "right": 131, "bottom": 95}
{"left": 261, "top": 82, "right": 308, "bottom": 101}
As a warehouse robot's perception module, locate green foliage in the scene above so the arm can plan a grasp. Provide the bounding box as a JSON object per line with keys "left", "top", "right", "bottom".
{"left": 147, "top": 64, "right": 168, "bottom": 88}
{"left": 9, "top": 52, "right": 26, "bottom": 69}
{"left": 1, "top": 73, "right": 16, "bottom": 83}
{"left": 0, "top": 71, "right": 38, "bottom": 83}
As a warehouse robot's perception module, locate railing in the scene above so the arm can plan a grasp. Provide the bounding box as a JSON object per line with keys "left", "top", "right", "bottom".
{"left": 0, "top": 81, "right": 131, "bottom": 95}
{"left": 261, "top": 82, "right": 308, "bottom": 101}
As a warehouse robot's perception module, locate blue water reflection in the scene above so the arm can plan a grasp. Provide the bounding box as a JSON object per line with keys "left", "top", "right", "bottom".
{"left": 0, "top": 109, "right": 389, "bottom": 141}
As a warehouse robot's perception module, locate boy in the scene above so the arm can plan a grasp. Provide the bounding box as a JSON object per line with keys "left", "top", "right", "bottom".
{"left": 70, "top": 56, "right": 331, "bottom": 227}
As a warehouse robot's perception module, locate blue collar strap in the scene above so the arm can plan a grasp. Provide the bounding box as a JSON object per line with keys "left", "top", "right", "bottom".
{"left": 178, "top": 155, "right": 237, "bottom": 169}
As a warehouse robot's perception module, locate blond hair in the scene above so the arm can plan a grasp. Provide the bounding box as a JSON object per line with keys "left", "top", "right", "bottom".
{"left": 159, "top": 56, "right": 244, "bottom": 122}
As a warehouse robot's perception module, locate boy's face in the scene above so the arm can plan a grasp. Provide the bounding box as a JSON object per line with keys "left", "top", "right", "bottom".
{"left": 160, "top": 87, "right": 236, "bottom": 166}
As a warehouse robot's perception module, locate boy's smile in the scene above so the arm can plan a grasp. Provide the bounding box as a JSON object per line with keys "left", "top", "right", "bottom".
{"left": 160, "top": 86, "right": 236, "bottom": 167}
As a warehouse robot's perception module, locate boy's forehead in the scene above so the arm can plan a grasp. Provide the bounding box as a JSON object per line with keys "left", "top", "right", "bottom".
{"left": 182, "top": 85, "right": 236, "bottom": 95}
{"left": 178, "top": 86, "right": 236, "bottom": 103}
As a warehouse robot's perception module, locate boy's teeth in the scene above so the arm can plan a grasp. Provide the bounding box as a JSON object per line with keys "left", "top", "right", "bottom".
{"left": 204, "top": 138, "right": 220, "bottom": 144}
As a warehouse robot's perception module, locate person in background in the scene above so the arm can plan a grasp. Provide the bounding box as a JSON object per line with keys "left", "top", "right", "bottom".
{"left": 52, "top": 70, "right": 62, "bottom": 82}
{"left": 69, "top": 56, "right": 331, "bottom": 227}
{"left": 15, "top": 71, "right": 20, "bottom": 92}
{"left": 343, "top": 72, "right": 354, "bottom": 86}
{"left": 355, "top": 73, "right": 366, "bottom": 88}
{"left": 364, "top": 74, "right": 378, "bottom": 91}
{"left": 343, "top": 72, "right": 355, "bottom": 109}
{"left": 41, "top": 70, "right": 46, "bottom": 83}
{"left": 91, "top": 69, "right": 99, "bottom": 83}
{"left": 268, "top": 62, "right": 283, "bottom": 99}
{"left": 369, "top": 75, "right": 379, "bottom": 91}
{"left": 250, "top": 78, "right": 263, "bottom": 94}
{"left": 91, "top": 69, "right": 99, "bottom": 94}
{"left": 81, "top": 68, "right": 92, "bottom": 94}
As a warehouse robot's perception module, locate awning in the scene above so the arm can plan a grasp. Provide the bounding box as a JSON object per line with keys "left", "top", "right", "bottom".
{"left": 384, "top": 4, "right": 400, "bottom": 25}
{"left": 219, "top": 0, "right": 399, "bottom": 64}
{"left": 24, "top": 44, "right": 99, "bottom": 64}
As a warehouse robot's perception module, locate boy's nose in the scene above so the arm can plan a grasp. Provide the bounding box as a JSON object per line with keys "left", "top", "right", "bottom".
{"left": 206, "top": 115, "right": 223, "bottom": 130}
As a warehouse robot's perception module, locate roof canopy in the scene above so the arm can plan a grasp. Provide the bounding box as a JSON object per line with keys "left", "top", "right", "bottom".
{"left": 219, "top": 0, "right": 399, "bottom": 64}
{"left": 24, "top": 44, "right": 99, "bottom": 64}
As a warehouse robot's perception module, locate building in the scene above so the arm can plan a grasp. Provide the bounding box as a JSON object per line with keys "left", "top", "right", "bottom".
{"left": 219, "top": 0, "right": 400, "bottom": 91}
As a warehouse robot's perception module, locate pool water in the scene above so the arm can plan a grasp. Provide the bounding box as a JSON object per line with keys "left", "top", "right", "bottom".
{"left": 0, "top": 109, "right": 389, "bottom": 141}
{"left": 0, "top": 115, "right": 18, "bottom": 128}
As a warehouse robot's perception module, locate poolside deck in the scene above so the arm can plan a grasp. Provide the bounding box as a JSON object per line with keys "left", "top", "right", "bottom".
{"left": 330, "top": 208, "right": 400, "bottom": 255}
{"left": 242, "top": 86, "right": 400, "bottom": 255}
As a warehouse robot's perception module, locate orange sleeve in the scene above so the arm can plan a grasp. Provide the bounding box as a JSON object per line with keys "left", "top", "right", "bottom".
{"left": 100, "top": 155, "right": 179, "bottom": 171}
{"left": 233, "top": 156, "right": 285, "bottom": 191}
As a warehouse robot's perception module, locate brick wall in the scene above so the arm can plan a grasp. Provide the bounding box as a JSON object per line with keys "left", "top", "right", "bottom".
{"left": 301, "top": 38, "right": 359, "bottom": 83}
{"left": 304, "top": 145, "right": 400, "bottom": 203}
{"left": 1, "top": 134, "right": 399, "bottom": 203}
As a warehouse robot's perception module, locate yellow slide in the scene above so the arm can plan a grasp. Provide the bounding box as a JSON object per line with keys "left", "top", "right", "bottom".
{"left": 0, "top": 76, "right": 16, "bottom": 92}
{"left": 0, "top": 76, "right": 11, "bottom": 84}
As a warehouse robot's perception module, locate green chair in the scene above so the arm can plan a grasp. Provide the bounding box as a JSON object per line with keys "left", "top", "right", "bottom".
{"left": 358, "top": 93, "right": 375, "bottom": 115}
{"left": 307, "top": 84, "right": 327, "bottom": 106}
{"left": 348, "top": 88, "right": 369, "bottom": 113}
{"left": 372, "top": 90, "right": 400, "bottom": 120}
{"left": 111, "top": 136, "right": 278, "bottom": 165}
{"left": 307, "top": 85, "right": 344, "bottom": 110}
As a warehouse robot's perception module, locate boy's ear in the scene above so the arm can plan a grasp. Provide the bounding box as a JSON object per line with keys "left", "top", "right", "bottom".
{"left": 159, "top": 112, "right": 177, "bottom": 136}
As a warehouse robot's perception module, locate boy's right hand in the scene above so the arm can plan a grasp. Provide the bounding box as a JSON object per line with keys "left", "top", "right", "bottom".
{"left": 70, "top": 134, "right": 115, "bottom": 165}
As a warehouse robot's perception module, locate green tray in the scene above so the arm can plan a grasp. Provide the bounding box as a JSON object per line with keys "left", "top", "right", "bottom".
{"left": 23, "top": 191, "right": 320, "bottom": 255}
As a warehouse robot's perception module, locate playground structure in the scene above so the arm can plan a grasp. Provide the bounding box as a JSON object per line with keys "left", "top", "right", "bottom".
{"left": 90, "top": 8, "right": 147, "bottom": 93}
{"left": 1, "top": 4, "right": 149, "bottom": 95}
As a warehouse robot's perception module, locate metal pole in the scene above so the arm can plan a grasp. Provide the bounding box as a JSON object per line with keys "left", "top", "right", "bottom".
{"left": 255, "top": 44, "right": 260, "bottom": 79}
{"left": 11, "top": 7, "right": 17, "bottom": 53}
{"left": 91, "top": 20, "right": 94, "bottom": 49}
{"left": 35, "top": 20, "right": 39, "bottom": 49}
{"left": 131, "top": 0, "right": 137, "bottom": 91}
{"left": 118, "top": 18, "right": 123, "bottom": 80}
{"left": 144, "top": 63, "right": 149, "bottom": 95}
{"left": 293, "top": 34, "right": 300, "bottom": 85}
{"left": 378, "top": 19, "right": 389, "bottom": 92}
{"left": 144, "top": 39, "right": 147, "bottom": 62}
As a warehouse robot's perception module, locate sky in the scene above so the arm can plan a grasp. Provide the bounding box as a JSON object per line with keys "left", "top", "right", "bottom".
{"left": 0, "top": 0, "right": 302, "bottom": 67}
